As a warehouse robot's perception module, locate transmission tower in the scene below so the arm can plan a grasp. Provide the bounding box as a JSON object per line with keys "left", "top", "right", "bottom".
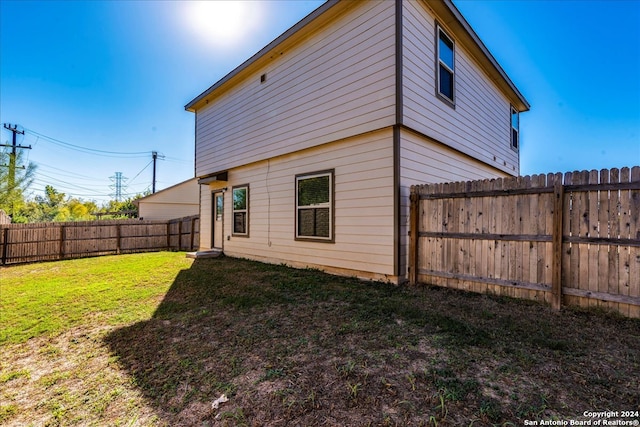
{"left": 109, "top": 172, "right": 128, "bottom": 202}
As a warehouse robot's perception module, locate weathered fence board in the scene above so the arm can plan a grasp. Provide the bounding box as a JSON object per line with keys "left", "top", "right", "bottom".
{"left": 409, "top": 167, "right": 640, "bottom": 319}
{"left": 630, "top": 167, "right": 640, "bottom": 318}
{"left": 0, "top": 215, "right": 199, "bottom": 265}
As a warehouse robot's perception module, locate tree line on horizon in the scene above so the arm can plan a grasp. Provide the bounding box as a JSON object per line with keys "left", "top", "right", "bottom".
{"left": 0, "top": 148, "right": 148, "bottom": 223}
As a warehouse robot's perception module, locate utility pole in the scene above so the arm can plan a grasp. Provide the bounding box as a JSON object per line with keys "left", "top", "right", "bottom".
{"left": 151, "top": 151, "right": 164, "bottom": 194}
{"left": 152, "top": 151, "right": 157, "bottom": 193}
{"left": 1, "top": 123, "right": 31, "bottom": 190}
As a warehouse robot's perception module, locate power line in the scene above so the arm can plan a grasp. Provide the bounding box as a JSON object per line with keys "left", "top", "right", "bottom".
{"left": 33, "top": 161, "right": 108, "bottom": 182}
{"left": 25, "top": 135, "right": 37, "bottom": 164}
{"left": 119, "top": 187, "right": 151, "bottom": 197}
{"left": 33, "top": 158, "right": 155, "bottom": 201}
{"left": 127, "top": 160, "right": 153, "bottom": 186}
{"left": 30, "top": 180, "right": 111, "bottom": 198}
{"left": 164, "top": 156, "right": 191, "bottom": 164}
{"left": 24, "top": 128, "right": 150, "bottom": 158}
{"left": 7, "top": 125, "right": 177, "bottom": 202}
{"left": 34, "top": 172, "right": 108, "bottom": 192}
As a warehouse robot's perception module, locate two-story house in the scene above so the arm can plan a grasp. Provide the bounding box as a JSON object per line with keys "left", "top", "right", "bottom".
{"left": 185, "top": 0, "right": 529, "bottom": 283}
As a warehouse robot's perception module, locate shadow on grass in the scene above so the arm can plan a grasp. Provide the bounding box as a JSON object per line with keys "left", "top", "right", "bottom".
{"left": 105, "top": 257, "right": 640, "bottom": 426}
{"left": 104, "top": 257, "right": 366, "bottom": 425}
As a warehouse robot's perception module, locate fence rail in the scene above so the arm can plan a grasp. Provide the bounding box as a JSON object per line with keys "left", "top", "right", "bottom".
{"left": 408, "top": 167, "right": 640, "bottom": 318}
{"left": 0, "top": 215, "right": 199, "bottom": 265}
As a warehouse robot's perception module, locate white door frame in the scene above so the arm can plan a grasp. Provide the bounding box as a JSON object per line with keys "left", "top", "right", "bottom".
{"left": 212, "top": 191, "right": 224, "bottom": 250}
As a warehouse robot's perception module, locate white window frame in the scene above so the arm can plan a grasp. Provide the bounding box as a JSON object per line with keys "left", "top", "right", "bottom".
{"left": 295, "top": 170, "right": 334, "bottom": 242}
{"left": 436, "top": 25, "right": 455, "bottom": 106}
{"left": 232, "top": 185, "right": 249, "bottom": 236}
{"left": 511, "top": 106, "right": 520, "bottom": 150}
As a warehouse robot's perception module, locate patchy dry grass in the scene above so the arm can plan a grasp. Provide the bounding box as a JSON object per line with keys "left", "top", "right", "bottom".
{"left": 1, "top": 252, "right": 194, "bottom": 344}
{"left": 1, "top": 253, "right": 639, "bottom": 426}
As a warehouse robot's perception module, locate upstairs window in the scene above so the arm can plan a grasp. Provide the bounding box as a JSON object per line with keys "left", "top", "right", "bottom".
{"left": 232, "top": 185, "right": 249, "bottom": 236}
{"left": 511, "top": 107, "right": 520, "bottom": 150}
{"left": 295, "top": 171, "right": 333, "bottom": 242}
{"left": 437, "top": 26, "right": 455, "bottom": 105}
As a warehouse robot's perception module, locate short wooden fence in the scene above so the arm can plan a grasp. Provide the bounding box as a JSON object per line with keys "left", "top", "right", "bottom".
{"left": 0, "top": 215, "right": 199, "bottom": 265}
{"left": 408, "top": 167, "right": 640, "bottom": 318}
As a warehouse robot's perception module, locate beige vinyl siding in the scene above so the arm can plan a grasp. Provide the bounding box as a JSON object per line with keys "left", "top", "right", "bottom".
{"left": 138, "top": 203, "right": 198, "bottom": 222}
{"left": 143, "top": 179, "right": 198, "bottom": 204}
{"left": 136, "top": 179, "right": 199, "bottom": 221}
{"left": 402, "top": 0, "right": 519, "bottom": 175}
{"left": 204, "top": 129, "right": 396, "bottom": 280}
{"left": 398, "top": 128, "right": 508, "bottom": 278}
{"left": 195, "top": 0, "right": 396, "bottom": 177}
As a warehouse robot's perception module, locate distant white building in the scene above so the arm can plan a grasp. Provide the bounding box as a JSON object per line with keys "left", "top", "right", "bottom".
{"left": 133, "top": 178, "right": 199, "bottom": 221}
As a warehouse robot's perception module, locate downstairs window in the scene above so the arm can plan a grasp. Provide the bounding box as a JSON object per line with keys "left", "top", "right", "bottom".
{"left": 232, "top": 185, "right": 248, "bottom": 236}
{"left": 295, "top": 170, "right": 334, "bottom": 242}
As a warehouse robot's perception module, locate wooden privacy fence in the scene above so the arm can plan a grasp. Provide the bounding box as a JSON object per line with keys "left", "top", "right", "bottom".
{"left": 408, "top": 167, "right": 640, "bottom": 318}
{"left": 0, "top": 215, "right": 199, "bottom": 266}
{"left": 167, "top": 215, "right": 200, "bottom": 253}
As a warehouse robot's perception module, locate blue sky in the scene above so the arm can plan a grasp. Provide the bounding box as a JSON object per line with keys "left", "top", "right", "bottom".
{"left": 1, "top": 0, "right": 638, "bottom": 205}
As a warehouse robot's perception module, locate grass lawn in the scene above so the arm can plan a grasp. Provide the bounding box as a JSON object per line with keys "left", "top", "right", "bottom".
{"left": 1, "top": 252, "right": 638, "bottom": 426}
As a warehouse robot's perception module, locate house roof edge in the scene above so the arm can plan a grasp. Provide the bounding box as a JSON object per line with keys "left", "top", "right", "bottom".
{"left": 441, "top": 0, "right": 530, "bottom": 111}
{"left": 184, "top": 0, "right": 340, "bottom": 112}
{"left": 184, "top": 0, "right": 530, "bottom": 113}
{"left": 133, "top": 177, "right": 198, "bottom": 206}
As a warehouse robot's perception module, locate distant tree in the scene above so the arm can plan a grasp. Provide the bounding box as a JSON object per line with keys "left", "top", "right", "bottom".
{"left": 13, "top": 186, "right": 98, "bottom": 223}
{"left": 41, "top": 185, "right": 65, "bottom": 207}
{"left": 0, "top": 148, "right": 37, "bottom": 218}
{"left": 97, "top": 191, "right": 149, "bottom": 219}
{"left": 12, "top": 200, "right": 43, "bottom": 223}
{"left": 69, "top": 199, "right": 97, "bottom": 219}
{"left": 10, "top": 183, "right": 150, "bottom": 223}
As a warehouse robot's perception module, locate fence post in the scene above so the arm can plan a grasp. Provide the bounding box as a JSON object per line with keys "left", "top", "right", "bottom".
{"left": 2, "top": 228, "right": 8, "bottom": 265}
{"left": 59, "top": 225, "right": 66, "bottom": 260}
{"left": 178, "top": 220, "right": 183, "bottom": 251}
{"left": 551, "top": 178, "right": 564, "bottom": 310}
{"left": 166, "top": 222, "right": 171, "bottom": 250}
{"left": 408, "top": 190, "right": 419, "bottom": 285}
{"left": 190, "top": 217, "right": 196, "bottom": 251}
{"left": 116, "top": 224, "right": 121, "bottom": 255}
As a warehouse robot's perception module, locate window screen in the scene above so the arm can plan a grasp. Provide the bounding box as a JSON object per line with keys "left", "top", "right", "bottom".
{"left": 232, "top": 186, "right": 248, "bottom": 235}
{"left": 296, "top": 172, "right": 333, "bottom": 240}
